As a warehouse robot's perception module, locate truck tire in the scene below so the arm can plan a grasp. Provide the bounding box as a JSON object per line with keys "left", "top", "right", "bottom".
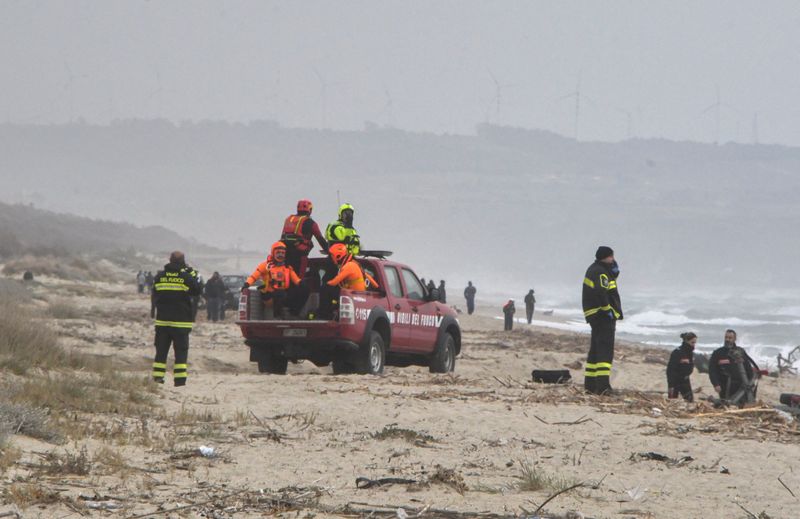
{"left": 257, "top": 353, "right": 289, "bottom": 374}
{"left": 354, "top": 331, "right": 385, "bottom": 375}
{"left": 429, "top": 332, "right": 456, "bottom": 373}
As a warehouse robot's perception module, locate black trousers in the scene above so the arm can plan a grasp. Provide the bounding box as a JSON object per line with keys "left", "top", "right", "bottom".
{"left": 466, "top": 298, "right": 475, "bottom": 315}
{"left": 318, "top": 258, "right": 339, "bottom": 319}
{"left": 153, "top": 326, "right": 190, "bottom": 386}
{"left": 526, "top": 305, "right": 534, "bottom": 324}
{"left": 668, "top": 380, "right": 694, "bottom": 402}
{"left": 504, "top": 314, "right": 514, "bottom": 331}
{"left": 206, "top": 297, "right": 223, "bottom": 321}
{"left": 585, "top": 319, "right": 616, "bottom": 394}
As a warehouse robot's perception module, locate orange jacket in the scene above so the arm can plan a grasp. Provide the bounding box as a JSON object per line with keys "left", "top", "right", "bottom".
{"left": 247, "top": 259, "right": 301, "bottom": 292}
{"left": 327, "top": 260, "right": 379, "bottom": 291}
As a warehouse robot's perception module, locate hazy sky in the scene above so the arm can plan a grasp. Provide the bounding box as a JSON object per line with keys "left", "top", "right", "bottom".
{"left": 2, "top": 0, "right": 800, "bottom": 145}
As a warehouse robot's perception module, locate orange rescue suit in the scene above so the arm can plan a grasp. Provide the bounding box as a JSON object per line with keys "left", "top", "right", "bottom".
{"left": 327, "top": 260, "right": 379, "bottom": 291}
{"left": 247, "top": 259, "right": 301, "bottom": 293}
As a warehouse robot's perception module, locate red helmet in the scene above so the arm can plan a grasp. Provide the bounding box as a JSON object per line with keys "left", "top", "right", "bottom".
{"left": 297, "top": 199, "right": 313, "bottom": 214}
{"left": 329, "top": 243, "right": 349, "bottom": 265}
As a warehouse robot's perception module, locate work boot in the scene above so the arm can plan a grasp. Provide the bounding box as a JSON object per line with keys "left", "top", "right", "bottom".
{"left": 595, "top": 377, "right": 613, "bottom": 396}
{"left": 153, "top": 377, "right": 165, "bottom": 384}
{"left": 174, "top": 378, "right": 186, "bottom": 387}
{"left": 583, "top": 377, "right": 597, "bottom": 394}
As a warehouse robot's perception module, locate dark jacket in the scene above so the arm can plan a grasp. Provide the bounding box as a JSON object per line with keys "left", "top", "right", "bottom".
{"left": 503, "top": 301, "right": 516, "bottom": 316}
{"left": 151, "top": 262, "right": 201, "bottom": 328}
{"left": 667, "top": 343, "right": 695, "bottom": 401}
{"left": 582, "top": 261, "right": 622, "bottom": 324}
{"left": 464, "top": 285, "right": 476, "bottom": 300}
{"left": 204, "top": 276, "right": 227, "bottom": 298}
{"left": 708, "top": 344, "right": 758, "bottom": 398}
{"left": 524, "top": 292, "right": 536, "bottom": 308}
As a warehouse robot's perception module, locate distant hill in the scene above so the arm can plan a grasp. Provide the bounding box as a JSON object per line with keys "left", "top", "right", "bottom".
{"left": 1, "top": 120, "right": 799, "bottom": 290}
{"left": 0, "top": 201, "right": 219, "bottom": 258}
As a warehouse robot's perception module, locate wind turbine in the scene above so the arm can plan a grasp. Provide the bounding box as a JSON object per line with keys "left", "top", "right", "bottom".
{"left": 751, "top": 112, "right": 759, "bottom": 145}
{"left": 700, "top": 85, "right": 722, "bottom": 144}
{"left": 381, "top": 87, "right": 395, "bottom": 126}
{"left": 699, "top": 85, "right": 741, "bottom": 144}
{"left": 557, "top": 74, "right": 583, "bottom": 141}
{"left": 615, "top": 107, "right": 634, "bottom": 139}
{"left": 487, "top": 69, "right": 513, "bottom": 121}
{"left": 312, "top": 67, "right": 339, "bottom": 129}
{"left": 145, "top": 65, "right": 164, "bottom": 118}
{"left": 62, "top": 61, "right": 75, "bottom": 122}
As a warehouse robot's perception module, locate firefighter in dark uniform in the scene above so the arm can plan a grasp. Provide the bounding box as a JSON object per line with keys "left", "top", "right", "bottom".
{"left": 667, "top": 332, "right": 697, "bottom": 402}
{"left": 582, "top": 246, "right": 623, "bottom": 395}
{"left": 708, "top": 329, "right": 759, "bottom": 403}
{"left": 281, "top": 199, "right": 328, "bottom": 278}
{"left": 150, "top": 251, "right": 201, "bottom": 386}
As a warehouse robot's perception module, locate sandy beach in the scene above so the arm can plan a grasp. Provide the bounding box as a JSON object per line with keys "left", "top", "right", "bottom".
{"left": 2, "top": 277, "right": 800, "bottom": 519}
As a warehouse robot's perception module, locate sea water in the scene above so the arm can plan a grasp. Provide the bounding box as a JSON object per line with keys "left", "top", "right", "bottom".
{"left": 492, "top": 287, "right": 800, "bottom": 369}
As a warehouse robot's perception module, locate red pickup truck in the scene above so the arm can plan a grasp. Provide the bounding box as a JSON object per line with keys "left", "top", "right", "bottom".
{"left": 236, "top": 255, "right": 461, "bottom": 375}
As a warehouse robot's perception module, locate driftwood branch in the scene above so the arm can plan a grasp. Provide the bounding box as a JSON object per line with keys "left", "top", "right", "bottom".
{"left": 533, "top": 482, "right": 585, "bottom": 515}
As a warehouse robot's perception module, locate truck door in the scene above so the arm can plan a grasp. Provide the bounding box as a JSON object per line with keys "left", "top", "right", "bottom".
{"left": 400, "top": 268, "right": 441, "bottom": 352}
{"left": 382, "top": 265, "right": 412, "bottom": 350}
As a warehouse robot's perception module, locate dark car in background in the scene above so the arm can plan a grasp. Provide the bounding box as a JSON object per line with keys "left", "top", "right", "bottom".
{"left": 221, "top": 274, "right": 247, "bottom": 315}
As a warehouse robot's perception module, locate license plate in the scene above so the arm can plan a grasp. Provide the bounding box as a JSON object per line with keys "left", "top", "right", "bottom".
{"left": 282, "top": 328, "right": 307, "bottom": 337}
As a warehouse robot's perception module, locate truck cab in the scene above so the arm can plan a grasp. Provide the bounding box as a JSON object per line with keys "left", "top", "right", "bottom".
{"left": 236, "top": 255, "right": 461, "bottom": 375}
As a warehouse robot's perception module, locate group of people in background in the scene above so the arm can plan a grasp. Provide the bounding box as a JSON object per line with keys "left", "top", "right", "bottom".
{"left": 135, "top": 270, "right": 154, "bottom": 293}
{"left": 667, "top": 328, "right": 761, "bottom": 406}
{"left": 420, "top": 278, "right": 447, "bottom": 303}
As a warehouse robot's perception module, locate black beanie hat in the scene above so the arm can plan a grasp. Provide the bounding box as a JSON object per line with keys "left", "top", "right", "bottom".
{"left": 595, "top": 246, "right": 614, "bottom": 260}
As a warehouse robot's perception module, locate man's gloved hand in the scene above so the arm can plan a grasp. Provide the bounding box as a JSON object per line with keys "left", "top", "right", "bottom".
{"left": 607, "top": 311, "right": 615, "bottom": 320}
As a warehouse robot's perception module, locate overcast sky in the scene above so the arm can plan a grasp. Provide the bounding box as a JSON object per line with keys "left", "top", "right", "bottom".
{"left": 2, "top": 0, "right": 799, "bottom": 145}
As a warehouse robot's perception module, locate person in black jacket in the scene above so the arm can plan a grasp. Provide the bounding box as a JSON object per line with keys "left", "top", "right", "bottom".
{"left": 437, "top": 280, "right": 447, "bottom": 303}
{"left": 667, "top": 332, "right": 697, "bottom": 402}
{"left": 708, "top": 329, "right": 759, "bottom": 403}
{"left": 524, "top": 289, "right": 536, "bottom": 324}
{"left": 150, "top": 251, "right": 201, "bottom": 386}
{"left": 464, "top": 282, "right": 476, "bottom": 315}
{"left": 204, "top": 271, "right": 226, "bottom": 322}
{"left": 582, "top": 246, "right": 623, "bottom": 395}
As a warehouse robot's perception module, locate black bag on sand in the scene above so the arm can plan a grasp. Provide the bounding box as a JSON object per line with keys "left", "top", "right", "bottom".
{"left": 531, "top": 369, "right": 572, "bottom": 384}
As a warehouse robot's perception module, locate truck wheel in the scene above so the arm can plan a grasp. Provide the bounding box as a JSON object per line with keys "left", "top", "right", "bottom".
{"left": 332, "top": 358, "right": 353, "bottom": 375}
{"left": 257, "top": 353, "right": 289, "bottom": 374}
{"left": 429, "top": 332, "right": 456, "bottom": 373}
{"left": 355, "top": 331, "right": 385, "bottom": 375}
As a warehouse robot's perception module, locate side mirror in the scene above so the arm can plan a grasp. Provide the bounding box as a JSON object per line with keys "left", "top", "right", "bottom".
{"left": 427, "top": 288, "right": 440, "bottom": 302}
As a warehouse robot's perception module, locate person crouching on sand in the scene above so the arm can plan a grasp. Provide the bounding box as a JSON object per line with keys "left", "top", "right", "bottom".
{"left": 667, "top": 332, "right": 696, "bottom": 402}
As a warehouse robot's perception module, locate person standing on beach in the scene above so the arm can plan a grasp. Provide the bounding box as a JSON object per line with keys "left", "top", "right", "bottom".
{"left": 150, "top": 251, "right": 201, "bottom": 386}
{"left": 524, "top": 289, "right": 536, "bottom": 324}
{"left": 667, "top": 332, "right": 696, "bottom": 402}
{"left": 464, "top": 282, "right": 476, "bottom": 315}
{"left": 582, "top": 246, "right": 623, "bottom": 395}
{"left": 503, "top": 299, "right": 516, "bottom": 331}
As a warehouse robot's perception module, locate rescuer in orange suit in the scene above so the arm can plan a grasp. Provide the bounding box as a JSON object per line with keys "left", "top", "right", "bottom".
{"left": 242, "top": 241, "right": 309, "bottom": 318}
{"left": 280, "top": 199, "right": 328, "bottom": 278}
{"left": 326, "top": 243, "right": 379, "bottom": 291}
